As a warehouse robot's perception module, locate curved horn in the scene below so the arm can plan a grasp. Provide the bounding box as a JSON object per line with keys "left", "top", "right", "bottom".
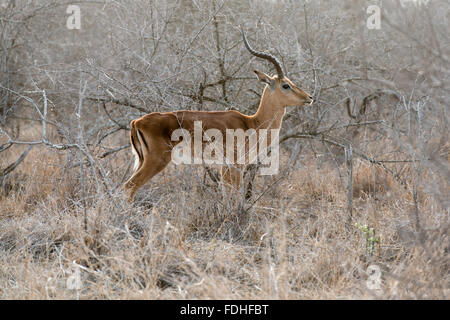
{"left": 241, "top": 30, "right": 284, "bottom": 79}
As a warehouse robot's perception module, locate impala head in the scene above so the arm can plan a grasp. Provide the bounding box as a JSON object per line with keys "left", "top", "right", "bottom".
{"left": 242, "top": 31, "right": 313, "bottom": 108}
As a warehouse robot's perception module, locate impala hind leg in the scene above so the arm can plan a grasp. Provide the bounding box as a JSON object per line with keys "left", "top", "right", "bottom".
{"left": 220, "top": 165, "right": 244, "bottom": 208}
{"left": 221, "top": 166, "right": 242, "bottom": 190}
{"left": 124, "top": 143, "right": 172, "bottom": 202}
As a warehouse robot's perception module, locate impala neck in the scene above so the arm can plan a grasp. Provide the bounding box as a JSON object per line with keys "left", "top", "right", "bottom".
{"left": 251, "top": 86, "right": 286, "bottom": 130}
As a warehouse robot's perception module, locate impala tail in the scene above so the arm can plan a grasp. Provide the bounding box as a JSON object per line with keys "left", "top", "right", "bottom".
{"left": 130, "top": 120, "right": 145, "bottom": 171}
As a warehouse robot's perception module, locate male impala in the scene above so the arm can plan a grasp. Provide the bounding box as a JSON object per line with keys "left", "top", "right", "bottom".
{"left": 124, "top": 31, "right": 313, "bottom": 201}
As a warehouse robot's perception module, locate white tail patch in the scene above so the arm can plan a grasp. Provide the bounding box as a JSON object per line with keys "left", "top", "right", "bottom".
{"left": 131, "top": 129, "right": 145, "bottom": 171}
{"left": 131, "top": 146, "right": 140, "bottom": 171}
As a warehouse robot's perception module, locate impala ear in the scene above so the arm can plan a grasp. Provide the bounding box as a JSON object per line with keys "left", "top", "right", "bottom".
{"left": 254, "top": 70, "right": 275, "bottom": 89}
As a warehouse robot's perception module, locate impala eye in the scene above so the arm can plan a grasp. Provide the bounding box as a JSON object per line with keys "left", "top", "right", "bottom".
{"left": 282, "top": 83, "right": 291, "bottom": 90}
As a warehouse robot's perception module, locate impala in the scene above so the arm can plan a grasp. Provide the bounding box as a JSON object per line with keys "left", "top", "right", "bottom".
{"left": 124, "top": 31, "right": 313, "bottom": 201}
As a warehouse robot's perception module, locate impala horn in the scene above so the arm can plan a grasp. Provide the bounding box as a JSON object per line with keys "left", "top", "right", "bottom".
{"left": 241, "top": 30, "right": 284, "bottom": 79}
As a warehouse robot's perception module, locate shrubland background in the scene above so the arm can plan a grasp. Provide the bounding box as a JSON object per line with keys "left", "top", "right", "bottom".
{"left": 0, "top": 0, "right": 448, "bottom": 299}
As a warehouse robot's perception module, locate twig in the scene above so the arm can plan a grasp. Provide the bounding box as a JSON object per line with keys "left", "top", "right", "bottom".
{"left": 0, "top": 145, "right": 33, "bottom": 178}
{"left": 345, "top": 145, "right": 353, "bottom": 224}
{"left": 85, "top": 96, "right": 148, "bottom": 114}
{"left": 101, "top": 101, "right": 129, "bottom": 130}
{"left": 99, "top": 144, "right": 130, "bottom": 158}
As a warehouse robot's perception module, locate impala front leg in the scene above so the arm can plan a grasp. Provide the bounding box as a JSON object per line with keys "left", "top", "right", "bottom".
{"left": 220, "top": 165, "right": 245, "bottom": 207}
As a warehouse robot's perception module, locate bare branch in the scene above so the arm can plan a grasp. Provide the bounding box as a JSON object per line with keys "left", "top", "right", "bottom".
{"left": 0, "top": 145, "right": 33, "bottom": 178}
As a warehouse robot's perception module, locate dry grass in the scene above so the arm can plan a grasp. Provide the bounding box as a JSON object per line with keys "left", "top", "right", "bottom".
{"left": 0, "top": 128, "right": 448, "bottom": 300}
